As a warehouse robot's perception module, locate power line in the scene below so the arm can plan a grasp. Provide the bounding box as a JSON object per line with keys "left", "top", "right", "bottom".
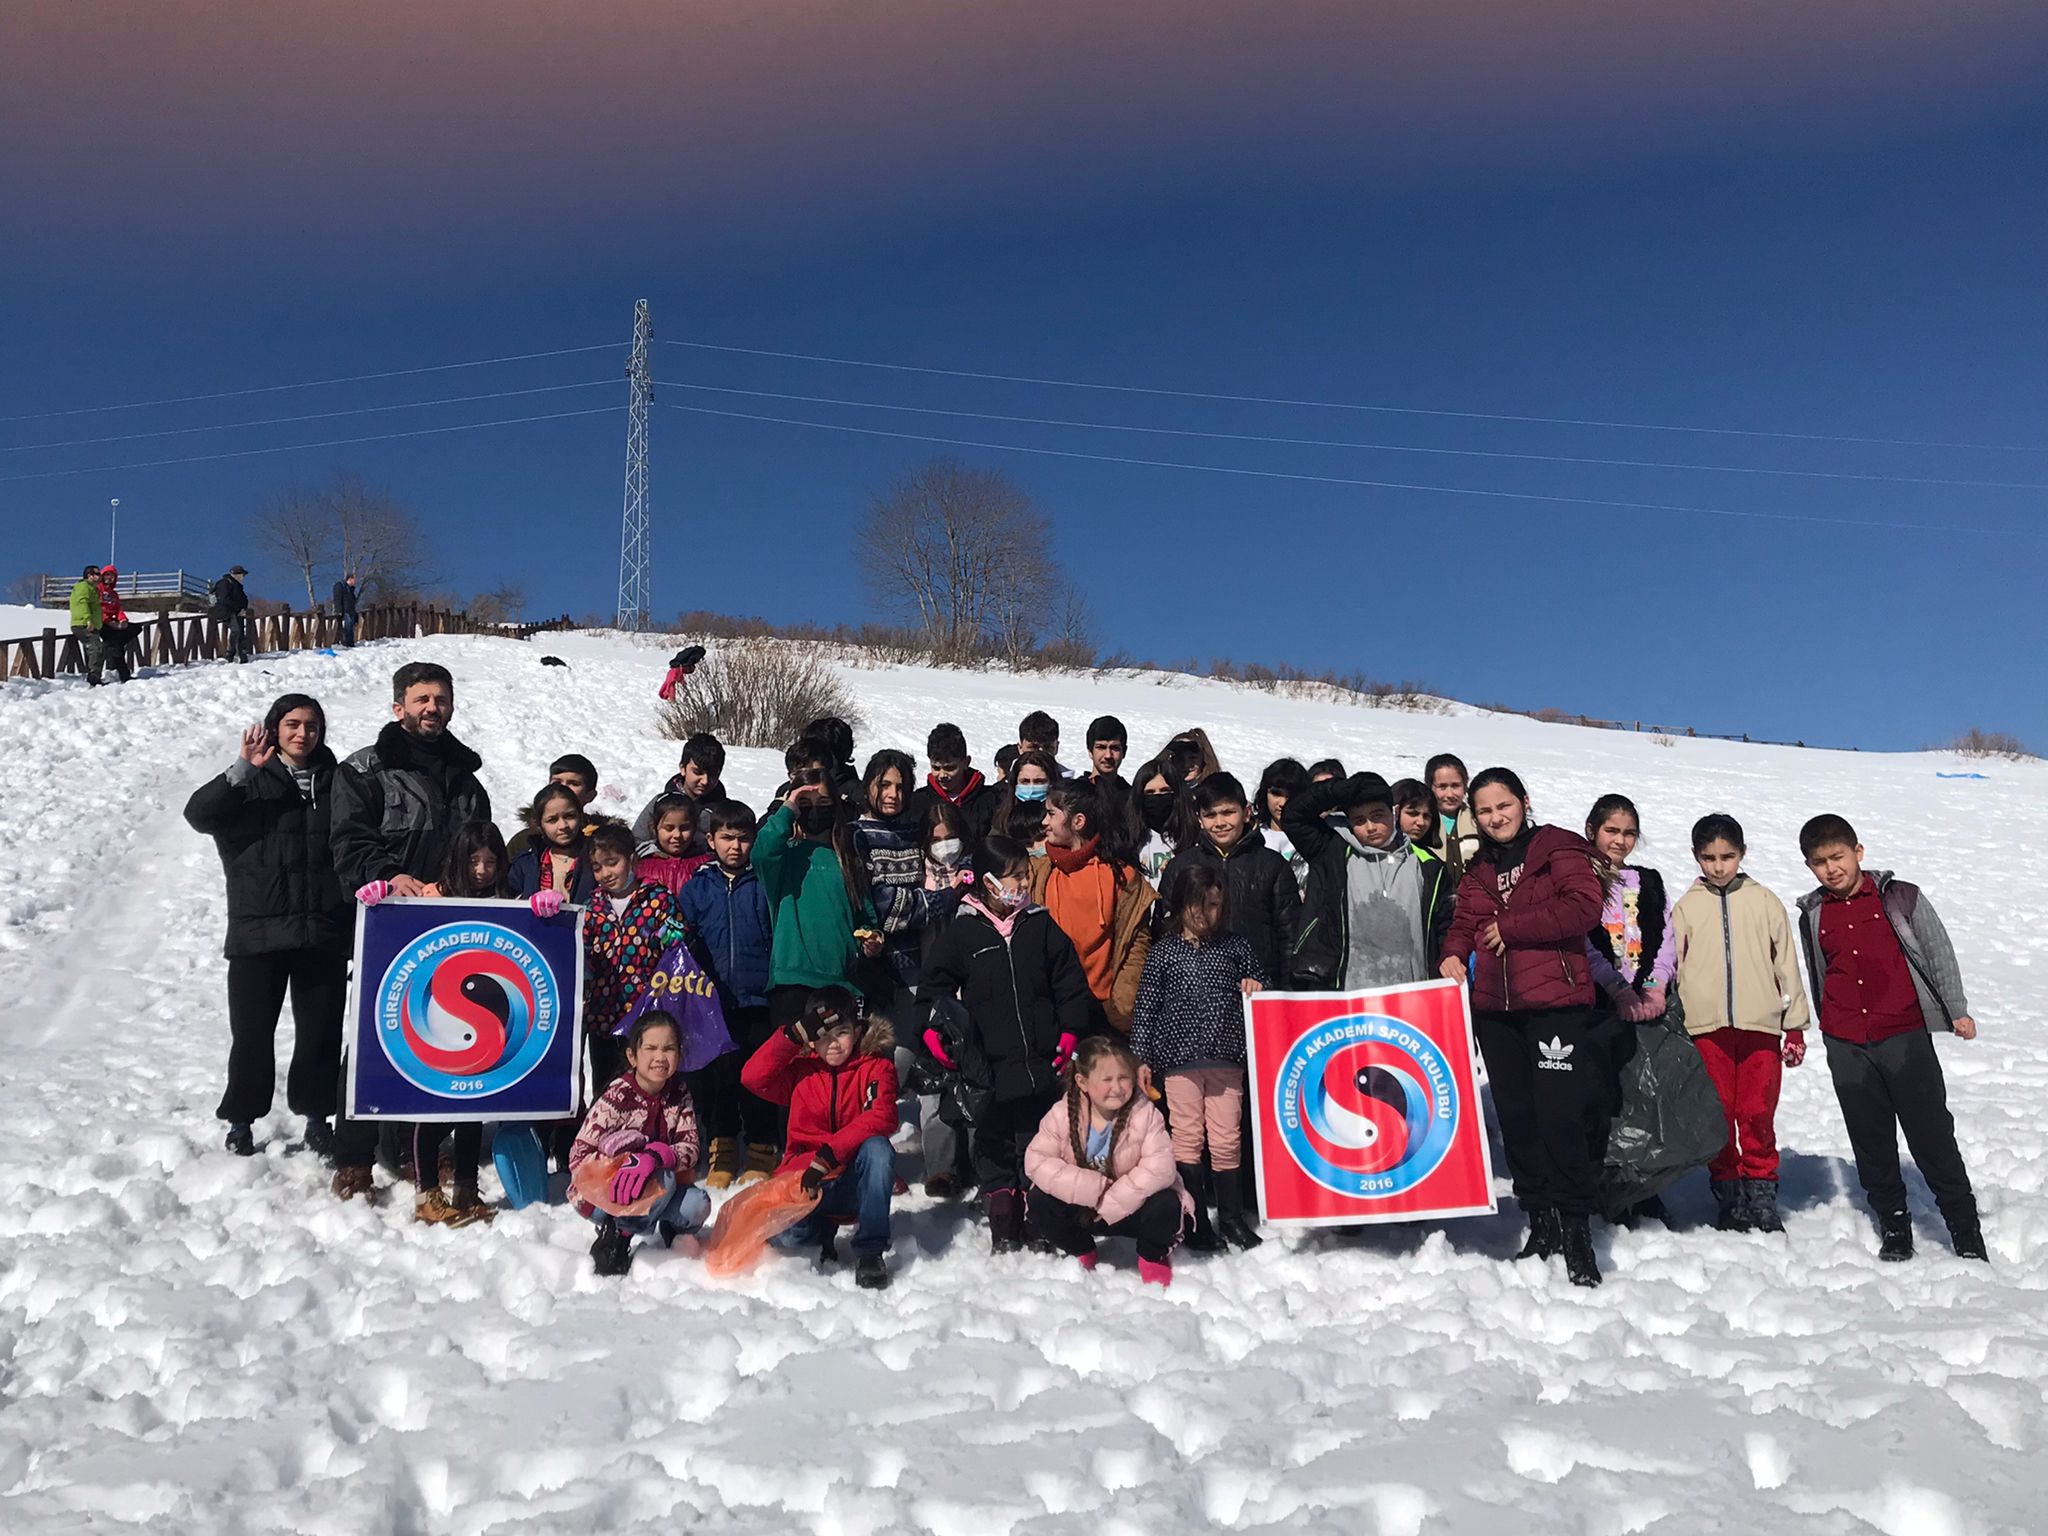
{"left": 0, "top": 405, "right": 620, "bottom": 484}
{"left": 661, "top": 339, "right": 2045, "bottom": 455}
{"left": 0, "top": 343, "right": 619, "bottom": 425}
{"left": 663, "top": 380, "right": 2048, "bottom": 493}
{"left": 659, "top": 401, "right": 2001, "bottom": 535}
{"left": 3, "top": 379, "right": 618, "bottom": 454}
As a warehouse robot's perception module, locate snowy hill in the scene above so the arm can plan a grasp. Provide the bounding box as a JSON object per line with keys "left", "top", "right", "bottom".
{"left": 1, "top": 629, "right": 2043, "bottom": 1534}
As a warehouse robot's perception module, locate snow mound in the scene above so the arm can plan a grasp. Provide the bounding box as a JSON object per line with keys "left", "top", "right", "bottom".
{"left": 1, "top": 630, "right": 2044, "bottom": 1533}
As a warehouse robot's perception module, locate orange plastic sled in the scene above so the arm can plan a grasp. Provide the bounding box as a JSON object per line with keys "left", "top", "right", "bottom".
{"left": 699, "top": 1169, "right": 821, "bottom": 1277}
{"left": 569, "top": 1154, "right": 669, "bottom": 1220}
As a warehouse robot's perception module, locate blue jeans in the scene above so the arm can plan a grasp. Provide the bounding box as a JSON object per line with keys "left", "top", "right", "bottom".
{"left": 587, "top": 1173, "right": 711, "bottom": 1240}
{"left": 339, "top": 613, "right": 358, "bottom": 647}
{"left": 771, "top": 1135, "right": 895, "bottom": 1256}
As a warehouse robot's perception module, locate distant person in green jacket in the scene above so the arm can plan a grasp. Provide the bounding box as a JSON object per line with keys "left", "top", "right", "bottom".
{"left": 68, "top": 564, "right": 107, "bottom": 686}
{"left": 750, "top": 744, "right": 883, "bottom": 1182}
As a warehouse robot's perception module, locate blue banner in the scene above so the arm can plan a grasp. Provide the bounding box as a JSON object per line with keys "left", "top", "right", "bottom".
{"left": 346, "top": 898, "right": 586, "bottom": 1121}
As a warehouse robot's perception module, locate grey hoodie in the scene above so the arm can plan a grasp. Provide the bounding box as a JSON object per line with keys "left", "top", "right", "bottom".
{"left": 1338, "top": 829, "right": 1431, "bottom": 989}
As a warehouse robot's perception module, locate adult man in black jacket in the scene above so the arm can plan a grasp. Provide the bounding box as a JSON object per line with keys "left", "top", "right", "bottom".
{"left": 331, "top": 572, "right": 360, "bottom": 647}
{"left": 184, "top": 693, "right": 352, "bottom": 1158}
{"left": 327, "top": 661, "right": 492, "bottom": 1197}
{"left": 212, "top": 565, "right": 252, "bottom": 663}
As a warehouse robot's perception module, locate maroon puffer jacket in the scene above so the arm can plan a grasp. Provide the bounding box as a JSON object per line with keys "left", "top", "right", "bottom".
{"left": 1441, "top": 825, "right": 1605, "bottom": 1012}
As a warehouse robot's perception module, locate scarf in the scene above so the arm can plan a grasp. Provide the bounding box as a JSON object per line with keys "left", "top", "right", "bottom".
{"left": 1046, "top": 836, "right": 1101, "bottom": 876}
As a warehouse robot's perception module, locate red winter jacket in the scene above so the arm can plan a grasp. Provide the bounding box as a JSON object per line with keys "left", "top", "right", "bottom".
{"left": 741, "top": 1017, "right": 900, "bottom": 1174}
{"left": 1441, "top": 825, "right": 1605, "bottom": 1013}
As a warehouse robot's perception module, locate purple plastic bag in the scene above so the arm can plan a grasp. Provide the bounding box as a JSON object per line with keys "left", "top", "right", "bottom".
{"left": 612, "top": 940, "right": 735, "bottom": 1071}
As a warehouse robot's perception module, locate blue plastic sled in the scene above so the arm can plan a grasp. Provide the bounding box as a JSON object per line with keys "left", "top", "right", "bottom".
{"left": 492, "top": 1124, "right": 550, "bottom": 1210}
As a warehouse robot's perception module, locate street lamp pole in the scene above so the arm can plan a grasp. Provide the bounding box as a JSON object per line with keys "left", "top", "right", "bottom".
{"left": 109, "top": 498, "right": 119, "bottom": 567}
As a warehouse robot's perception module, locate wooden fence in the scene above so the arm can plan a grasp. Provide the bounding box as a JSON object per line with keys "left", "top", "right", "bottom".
{"left": 3, "top": 603, "right": 575, "bottom": 682}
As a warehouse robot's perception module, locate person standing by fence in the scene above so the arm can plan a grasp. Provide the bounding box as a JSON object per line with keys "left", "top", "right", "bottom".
{"left": 212, "top": 565, "right": 253, "bottom": 664}
{"left": 67, "top": 564, "right": 107, "bottom": 686}
{"left": 96, "top": 565, "right": 134, "bottom": 683}
{"left": 331, "top": 572, "right": 360, "bottom": 647}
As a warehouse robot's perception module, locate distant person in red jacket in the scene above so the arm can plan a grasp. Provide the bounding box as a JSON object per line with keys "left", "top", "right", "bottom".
{"left": 742, "top": 987, "right": 899, "bottom": 1289}
{"left": 1441, "top": 766, "right": 1609, "bottom": 1287}
{"left": 96, "top": 565, "right": 134, "bottom": 682}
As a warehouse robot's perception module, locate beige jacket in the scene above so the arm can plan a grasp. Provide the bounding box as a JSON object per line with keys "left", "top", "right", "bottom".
{"left": 1671, "top": 874, "right": 1811, "bottom": 1037}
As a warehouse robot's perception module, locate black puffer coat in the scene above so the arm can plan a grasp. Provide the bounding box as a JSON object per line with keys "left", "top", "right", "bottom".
{"left": 920, "top": 903, "right": 1090, "bottom": 1103}
{"left": 331, "top": 721, "right": 492, "bottom": 888}
{"left": 184, "top": 750, "right": 351, "bottom": 958}
{"left": 1159, "top": 833, "right": 1301, "bottom": 986}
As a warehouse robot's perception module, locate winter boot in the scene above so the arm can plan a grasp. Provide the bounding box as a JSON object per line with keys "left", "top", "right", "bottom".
{"left": 590, "top": 1215, "right": 633, "bottom": 1277}
{"left": 1075, "top": 1249, "right": 1099, "bottom": 1272}
{"left": 1948, "top": 1217, "right": 1988, "bottom": 1262}
{"left": 856, "top": 1253, "right": 891, "bottom": 1290}
{"left": 1214, "top": 1169, "right": 1264, "bottom": 1251}
{"left": 1138, "top": 1257, "right": 1173, "bottom": 1288}
{"left": 1559, "top": 1213, "right": 1602, "bottom": 1288}
{"left": 1746, "top": 1179, "right": 1785, "bottom": 1234}
{"left": 413, "top": 1188, "right": 458, "bottom": 1225}
{"left": 225, "top": 1123, "right": 255, "bottom": 1157}
{"left": 818, "top": 1231, "right": 840, "bottom": 1266}
{"left": 1712, "top": 1180, "right": 1752, "bottom": 1233}
{"left": 1179, "top": 1164, "right": 1224, "bottom": 1253}
{"left": 702, "top": 1137, "right": 742, "bottom": 1190}
{"left": 1878, "top": 1213, "right": 1914, "bottom": 1262}
{"left": 1513, "top": 1207, "right": 1562, "bottom": 1261}
{"left": 330, "top": 1165, "right": 376, "bottom": 1203}
{"left": 443, "top": 1183, "right": 495, "bottom": 1228}
{"left": 986, "top": 1188, "right": 1025, "bottom": 1254}
{"left": 736, "top": 1142, "right": 778, "bottom": 1187}
{"left": 302, "top": 1117, "right": 335, "bottom": 1161}
{"left": 925, "top": 1173, "right": 965, "bottom": 1201}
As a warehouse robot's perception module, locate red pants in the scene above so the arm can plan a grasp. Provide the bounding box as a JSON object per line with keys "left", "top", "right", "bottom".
{"left": 1695, "top": 1027, "right": 1783, "bottom": 1180}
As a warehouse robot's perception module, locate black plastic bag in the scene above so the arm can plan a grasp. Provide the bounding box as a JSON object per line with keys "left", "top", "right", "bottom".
{"left": 1601, "top": 1001, "right": 1725, "bottom": 1219}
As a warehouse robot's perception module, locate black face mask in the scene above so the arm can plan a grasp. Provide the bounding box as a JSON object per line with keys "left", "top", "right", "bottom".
{"left": 797, "top": 800, "right": 836, "bottom": 836}
{"left": 1140, "top": 792, "right": 1177, "bottom": 833}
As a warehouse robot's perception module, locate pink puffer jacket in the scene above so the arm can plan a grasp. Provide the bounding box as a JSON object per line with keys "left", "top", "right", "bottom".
{"left": 1024, "top": 1094, "right": 1193, "bottom": 1226}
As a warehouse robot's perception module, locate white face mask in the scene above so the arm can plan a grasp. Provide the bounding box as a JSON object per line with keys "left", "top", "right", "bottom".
{"left": 931, "top": 838, "right": 963, "bottom": 867}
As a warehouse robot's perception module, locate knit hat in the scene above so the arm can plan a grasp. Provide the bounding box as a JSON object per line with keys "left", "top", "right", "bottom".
{"left": 1344, "top": 772, "right": 1394, "bottom": 811}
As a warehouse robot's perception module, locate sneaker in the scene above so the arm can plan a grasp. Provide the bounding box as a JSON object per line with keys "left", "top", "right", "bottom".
{"left": 702, "top": 1137, "right": 742, "bottom": 1191}
{"left": 224, "top": 1123, "right": 256, "bottom": 1157}
{"left": 735, "top": 1143, "right": 778, "bottom": 1187}
{"left": 855, "top": 1253, "right": 891, "bottom": 1290}
{"left": 330, "top": 1165, "right": 376, "bottom": 1203}
{"left": 1746, "top": 1179, "right": 1785, "bottom": 1234}
{"left": 443, "top": 1184, "right": 495, "bottom": 1228}
{"left": 1513, "top": 1207, "right": 1561, "bottom": 1261}
{"left": 925, "top": 1173, "right": 965, "bottom": 1201}
{"left": 1948, "top": 1220, "right": 1988, "bottom": 1262}
{"left": 590, "top": 1216, "right": 633, "bottom": 1277}
{"left": 1560, "top": 1213, "right": 1602, "bottom": 1288}
{"left": 1137, "top": 1257, "right": 1173, "bottom": 1288}
{"left": 1878, "top": 1214, "right": 1914, "bottom": 1262}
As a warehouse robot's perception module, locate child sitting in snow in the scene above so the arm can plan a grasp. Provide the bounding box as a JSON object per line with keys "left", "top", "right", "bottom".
{"left": 1024, "top": 1036, "right": 1190, "bottom": 1287}
{"left": 1129, "top": 862, "right": 1266, "bottom": 1253}
{"left": 570, "top": 1011, "right": 710, "bottom": 1277}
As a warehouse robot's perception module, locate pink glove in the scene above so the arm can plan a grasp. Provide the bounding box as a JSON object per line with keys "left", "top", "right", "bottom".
{"left": 356, "top": 880, "right": 391, "bottom": 906}
{"left": 530, "top": 889, "right": 566, "bottom": 918}
{"left": 923, "top": 1027, "right": 957, "bottom": 1071}
{"left": 597, "top": 1127, "right": 648, "bottom": 1157}
{"left": 1782, "top": 1032, "right": 1807, "bottom": 1068}
{"left": 657, "top": 667, "right": 685, "bottom": 701}
{"left": 1615, "top": 985, "right": 1665, "bottom": 1023}
{"left": 1052, "top": 1032, "right": 1078, "bottom": 1072}
{"left": 610, "top": 1151, "right": 664, "bottom": 1205}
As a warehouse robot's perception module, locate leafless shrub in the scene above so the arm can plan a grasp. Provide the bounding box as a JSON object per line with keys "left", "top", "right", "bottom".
{"left": 657, "top": 637, "right": 861, "bottom": 750}
{"left": 1946, "top": 728, "right": 2037, "bottom": 761}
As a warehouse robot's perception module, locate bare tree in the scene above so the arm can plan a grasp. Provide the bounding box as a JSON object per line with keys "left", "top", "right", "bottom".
{"left": 331, "top": 473, "right": 434, "bottom": 602}
{"left": 248, "top": 485, "right": 337, "bottom": 607}
{"left": 465, "top": 583, "right": 528, "bottom": 627}
{"left": 855, "top": 459, "right": 1060, "bottom": 663}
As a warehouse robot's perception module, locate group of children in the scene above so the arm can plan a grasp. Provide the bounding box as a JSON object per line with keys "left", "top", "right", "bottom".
{"left": 366, "top": 707, "right": 1990, "bottom": 1288}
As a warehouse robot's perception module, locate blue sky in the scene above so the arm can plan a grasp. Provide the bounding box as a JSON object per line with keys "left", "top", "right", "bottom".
{"left": 2, "top": 4, "right": 2043, "bottom": 749}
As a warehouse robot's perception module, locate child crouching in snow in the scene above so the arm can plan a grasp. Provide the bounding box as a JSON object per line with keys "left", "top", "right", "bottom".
{"left": 571, "top": 1011, "right": 710, "bottom": 1277}
{"left": 1025, "top": 1037, "right": 1191, "bottom": 1286}
{"left": 742, "top": 988, "right": 900, "bottom": 1290}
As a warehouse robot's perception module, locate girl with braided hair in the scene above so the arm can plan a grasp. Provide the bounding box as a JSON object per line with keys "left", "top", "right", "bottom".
{"left": 1023, "top": 1037, "right": 1191, "bottom": 1285}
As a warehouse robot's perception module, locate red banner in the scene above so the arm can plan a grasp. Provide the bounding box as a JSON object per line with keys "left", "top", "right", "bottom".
{"left": 1246, "top": 980, "right": 1495, "bottom": 1226}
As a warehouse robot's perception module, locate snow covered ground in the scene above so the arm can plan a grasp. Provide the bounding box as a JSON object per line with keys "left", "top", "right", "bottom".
{"left": 1, "top": 629, "right": 2043, "bottom": 1535}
